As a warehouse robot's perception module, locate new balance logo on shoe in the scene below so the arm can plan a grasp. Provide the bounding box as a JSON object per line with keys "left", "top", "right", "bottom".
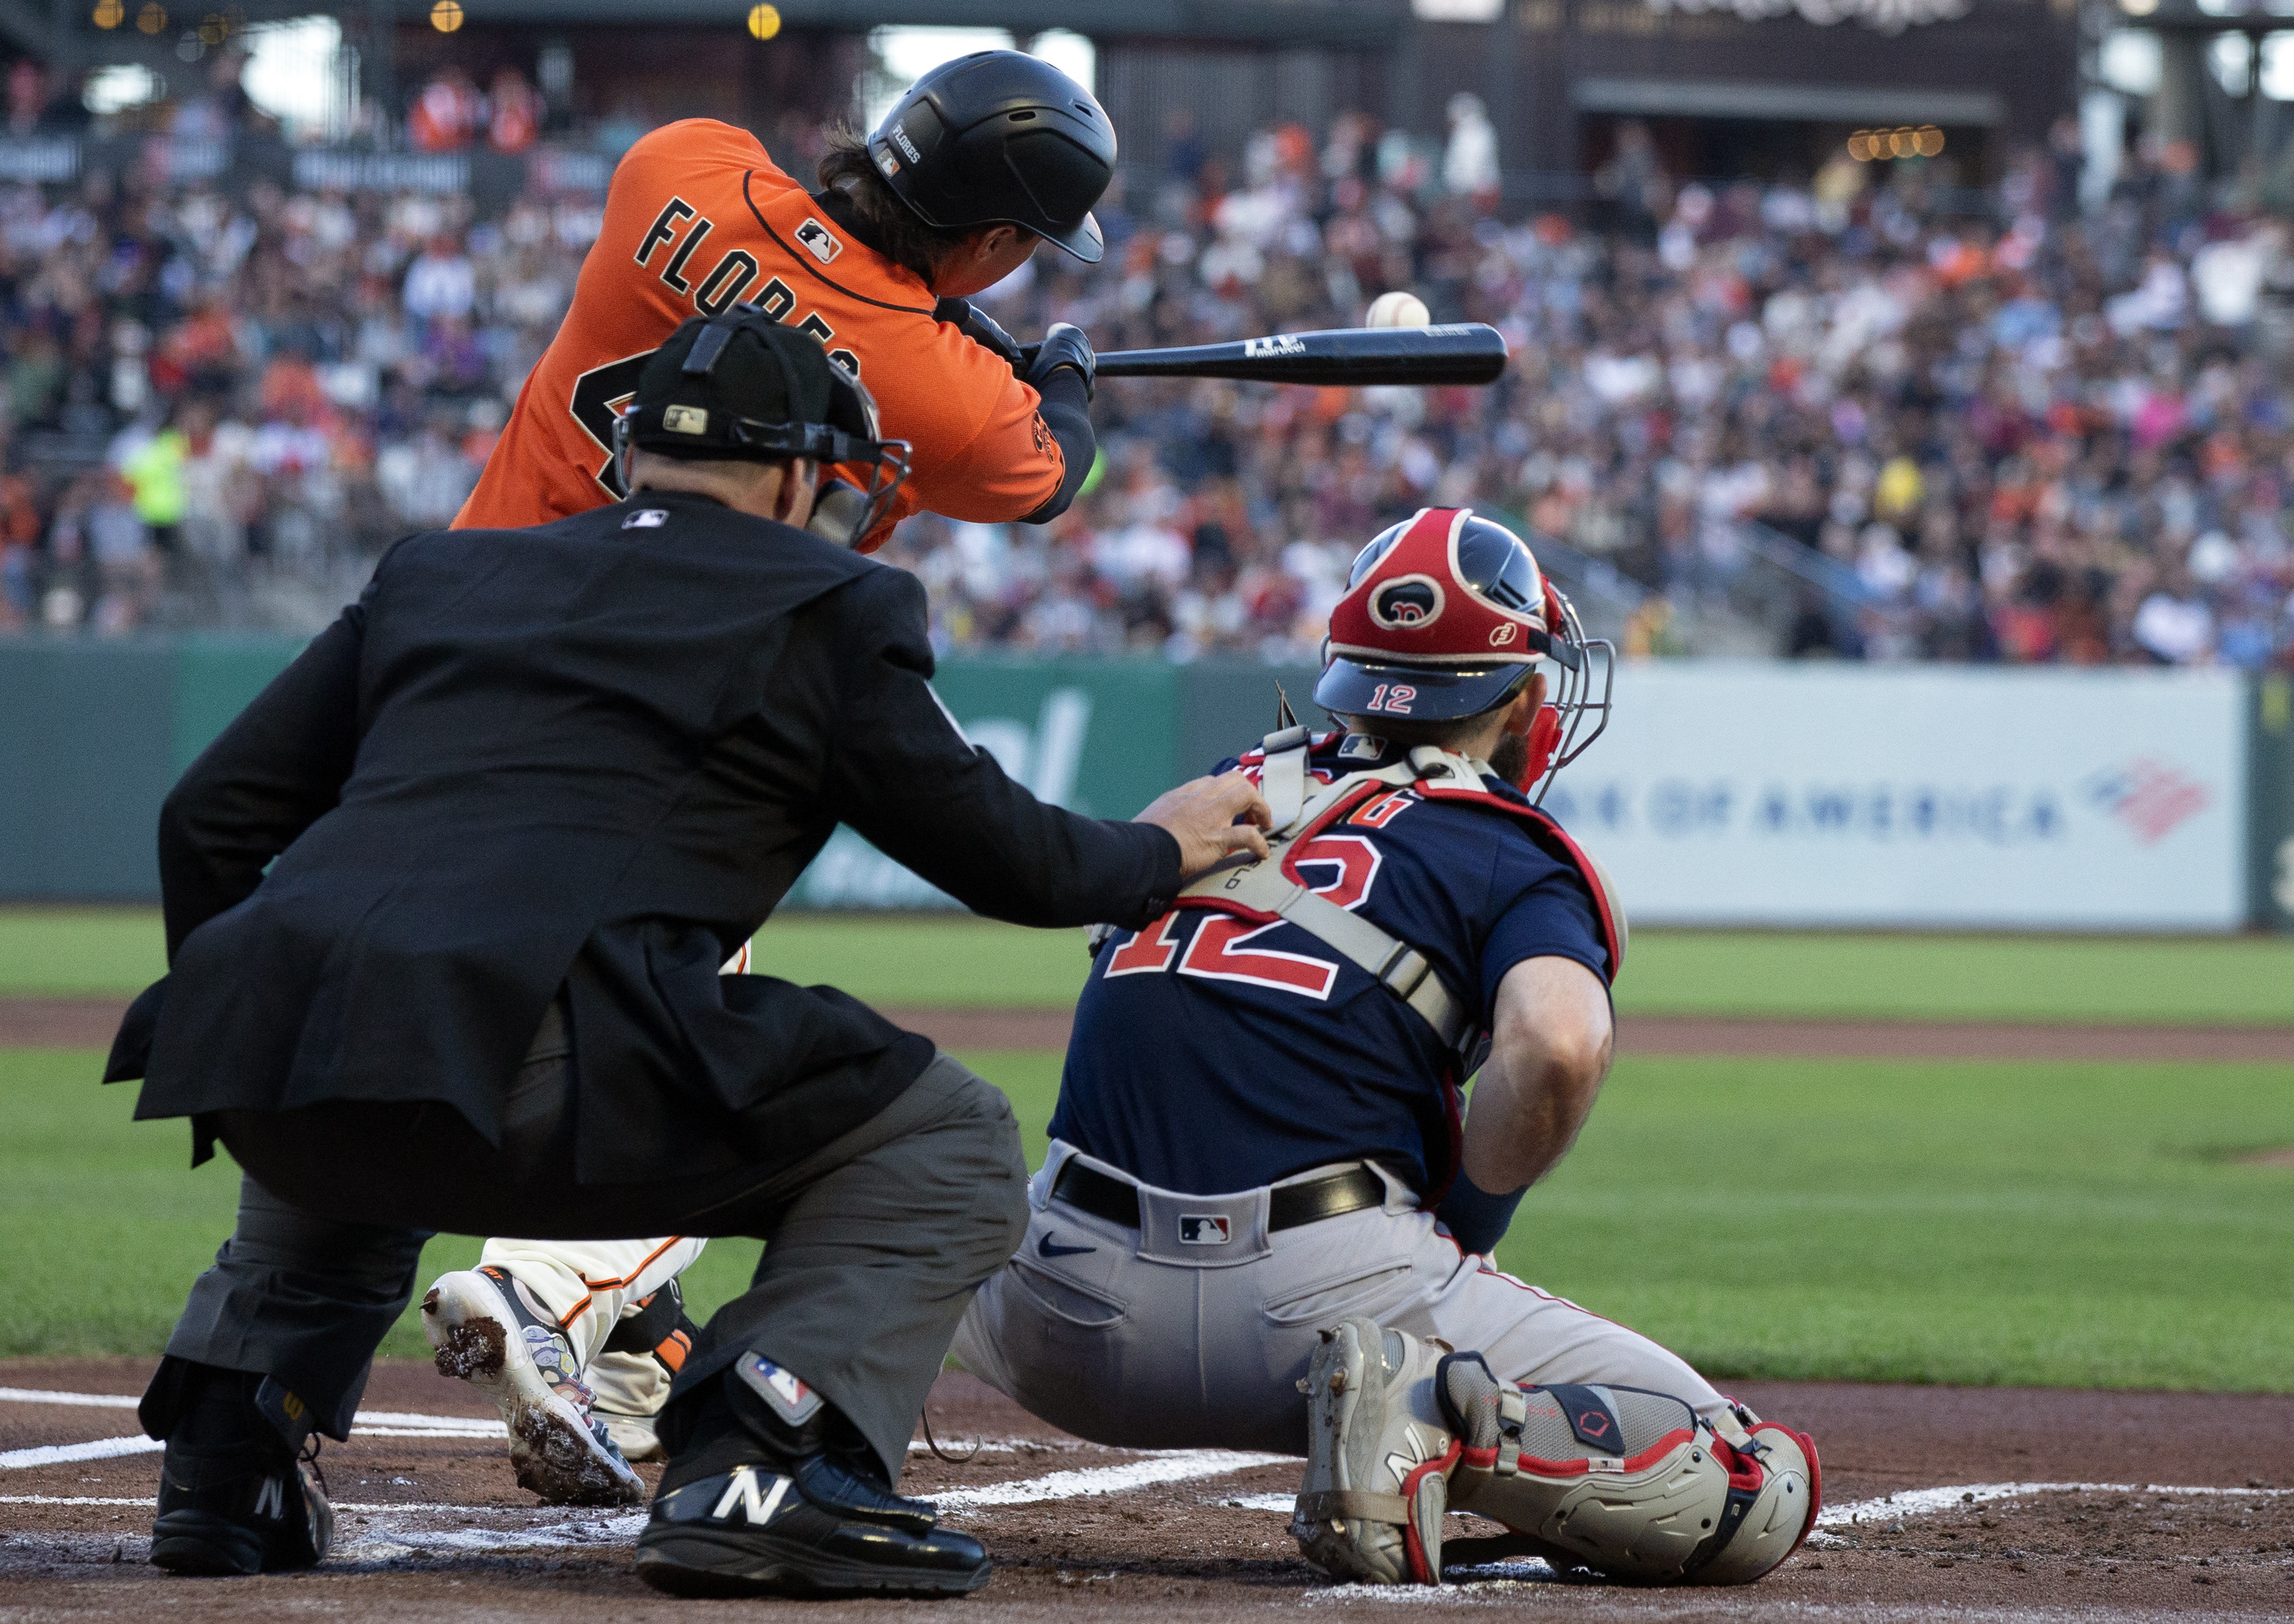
{"left": 708, "top": 1465, "right": 793, "bottom": 1526}
{"left": 253, "top": 1475, "right": 285, "bottom": 1520}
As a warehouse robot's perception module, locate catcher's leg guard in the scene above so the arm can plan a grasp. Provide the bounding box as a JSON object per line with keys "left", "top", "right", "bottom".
{"left": 1436, "top": 1353, "right": 1819, "bottom": 1585}
{"left": 1290, "top": 1317, "right": 1457, "bottom": 1585}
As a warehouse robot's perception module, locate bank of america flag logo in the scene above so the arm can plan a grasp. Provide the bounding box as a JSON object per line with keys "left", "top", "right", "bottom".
{"left": 2083, "top": 758, "right": 2209, "bottom": 844}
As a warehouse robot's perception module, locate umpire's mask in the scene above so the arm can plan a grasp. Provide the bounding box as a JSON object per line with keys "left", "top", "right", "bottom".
{"left": 614, "top": 308, "right": 912, "bottom": 547}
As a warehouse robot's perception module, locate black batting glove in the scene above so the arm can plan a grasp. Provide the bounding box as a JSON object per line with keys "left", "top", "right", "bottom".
{"left": 932, "top": 297, "right": 1026, "bottom": 368}
{"left": 1022, "top": 322, "right": 1095, "bottom": 401}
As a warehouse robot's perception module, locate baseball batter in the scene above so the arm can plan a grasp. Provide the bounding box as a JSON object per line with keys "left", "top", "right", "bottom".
{"left": 423, "top": 49, "right": 1118, "bottom": 1499}
{"left": 950, "top": 508, "right": 1821, "bottom": 1586}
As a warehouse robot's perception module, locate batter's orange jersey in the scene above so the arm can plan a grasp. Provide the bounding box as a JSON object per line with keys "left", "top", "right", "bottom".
{"left": 456, "top": 119, "right": 1064, "bottom": 539}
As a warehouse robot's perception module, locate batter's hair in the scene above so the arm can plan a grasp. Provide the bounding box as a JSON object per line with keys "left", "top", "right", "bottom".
{"left": 816, "top": 127, "right": 990, "bottom": 283}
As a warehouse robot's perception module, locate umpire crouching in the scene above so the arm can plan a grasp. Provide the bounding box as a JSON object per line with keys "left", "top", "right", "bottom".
{"left": 103, "top": 311, "right": 1270, "bottom": 1597}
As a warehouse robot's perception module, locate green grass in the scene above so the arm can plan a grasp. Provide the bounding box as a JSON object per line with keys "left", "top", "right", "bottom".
{"left": 9, "top": 1044, "right": 2292, "bottom": 1390}
{"left": 1612, "top": 931, "right": 2294, "bottom": 1027}
{"left": 0, "top": 908, "right": 172, "bottom": 996}
{"left": 13, "top": 907, "right": 2293, "bottom": 1025}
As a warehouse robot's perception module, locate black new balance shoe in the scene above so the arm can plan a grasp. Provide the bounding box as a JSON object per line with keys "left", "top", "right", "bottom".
{"left": 146, "top": 1366, "right": 332, "bottom": 1577}
{"left": 634, "top": 1456, "right": 990, "bottom": 1598}
{"left": 151, "top": 1449, "right": 332, "bottom": 1575}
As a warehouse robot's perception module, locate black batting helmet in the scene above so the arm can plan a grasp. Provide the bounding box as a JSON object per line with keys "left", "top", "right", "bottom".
{"left": 866, "top": 51, "right": 1116, "bottom": 265}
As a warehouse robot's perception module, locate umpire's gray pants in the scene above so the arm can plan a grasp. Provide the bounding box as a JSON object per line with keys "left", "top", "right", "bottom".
{"left": 952, "top": 1141, "right": 1726, "bottom": 1456}
{"left": 161, "top": 1049, "right": 1028, "bottom": 1484}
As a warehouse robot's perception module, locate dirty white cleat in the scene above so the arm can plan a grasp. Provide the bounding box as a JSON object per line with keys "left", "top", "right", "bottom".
{"left": 421, "top": 1265, "right": 644, "bottom": 1506}
{"left": 1290, "top": 1316, "right": 1456, "bottom": 1585}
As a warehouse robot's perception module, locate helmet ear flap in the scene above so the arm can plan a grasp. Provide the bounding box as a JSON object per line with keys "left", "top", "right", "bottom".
{"left": 1518, "top": 704, "right": 1562, "bottom": 792}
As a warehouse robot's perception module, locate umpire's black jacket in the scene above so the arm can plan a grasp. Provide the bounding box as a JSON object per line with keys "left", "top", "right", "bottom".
{"left": 105, "top": 491, "right": 1180, "bottom": 1186}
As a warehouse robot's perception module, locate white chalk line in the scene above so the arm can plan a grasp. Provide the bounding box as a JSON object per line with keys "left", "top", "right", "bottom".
{"left": 0, "top": 1437, "right": 164, "bottom": 1470}
{"left": 0, "top": 1388, "right": 515, "bottom": 1470}
{"left": 0, "top": 1388, "right": 141, "bottom": 1410}
{"left": 1220, "top": 1491, "right": 1299, "bottom": 1514}
{"left": 931, "top": 1451, "right": 1292, "bottom": 1513}
{"left": 0, "top": 1387, "right": 1028, "bottom": 1463}
{"left": 1814, "top": 1479, "right": 2294, "bottom": 1536}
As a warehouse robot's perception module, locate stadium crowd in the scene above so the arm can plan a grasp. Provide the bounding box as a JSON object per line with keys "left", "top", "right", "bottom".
{"left": 0, "top": 81, "right": 2290, "bottom": 670}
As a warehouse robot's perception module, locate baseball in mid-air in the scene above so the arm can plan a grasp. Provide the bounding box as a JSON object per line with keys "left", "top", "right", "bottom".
{"left": 1364, "top": 290, "right": 1432, "bottom": 328}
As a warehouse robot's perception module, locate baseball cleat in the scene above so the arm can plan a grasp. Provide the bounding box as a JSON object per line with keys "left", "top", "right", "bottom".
{"left": 421, "top": 1265, "right": 644, "bottom": 1506}
{"left": 635, "top": 1456, "right": 990, "bottom": 1598}
{"left": 1290, "top": 1316, "right": 1456, "bottom": 1585}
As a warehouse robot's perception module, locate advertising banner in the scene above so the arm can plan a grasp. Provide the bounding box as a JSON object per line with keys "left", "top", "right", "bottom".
{"left": 1539, "top": 663, "right": 2249, "bottom": 930}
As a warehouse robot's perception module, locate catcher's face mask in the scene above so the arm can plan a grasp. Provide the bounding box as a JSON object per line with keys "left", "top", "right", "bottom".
{"left": 1314, "top": 506, "right": 1614, "bottom": 804}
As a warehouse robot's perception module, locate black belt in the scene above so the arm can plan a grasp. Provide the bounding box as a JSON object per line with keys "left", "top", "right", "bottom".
{"left": 1050, "top": 1160, "right": 1386, "bottom": 1234}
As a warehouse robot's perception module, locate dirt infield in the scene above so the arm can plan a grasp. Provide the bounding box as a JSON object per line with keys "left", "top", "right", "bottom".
{"left": 6, "top": 1358, "right": 2293, "bottom": 1621}
{"left": 10, "top": 995, "right": 2294, "bottom": 1062}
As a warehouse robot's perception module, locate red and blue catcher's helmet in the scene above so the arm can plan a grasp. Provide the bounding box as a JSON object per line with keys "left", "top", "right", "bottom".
{"left": 1316, "top": 507, "right": 1614, "bottom": 798}
{"left": 1318, "top": 507, "right": 1569, "bottom": 722}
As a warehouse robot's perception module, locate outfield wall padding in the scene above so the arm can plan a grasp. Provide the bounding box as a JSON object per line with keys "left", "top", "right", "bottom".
{"left": 0, "top": 637, "right": 2279, "bottom": 930}
{"left": 2253, "top": 673, "right": 2294, "bottom": 932}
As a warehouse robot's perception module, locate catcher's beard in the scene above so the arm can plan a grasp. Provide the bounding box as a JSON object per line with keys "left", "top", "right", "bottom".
{"left": 1489, "top": 729, "right": 1531, "bottom": 788}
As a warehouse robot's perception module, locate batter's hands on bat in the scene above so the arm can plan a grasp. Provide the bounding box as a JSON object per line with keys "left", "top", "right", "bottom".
{"left": 1022, "top": 322, "right": 1096, "bottom": 400}
{"left": 933, "top": 296, "right": 1026, "bottom": 368}
{"left": 1136, "top": 769, "right": 1273, "bottom": 880}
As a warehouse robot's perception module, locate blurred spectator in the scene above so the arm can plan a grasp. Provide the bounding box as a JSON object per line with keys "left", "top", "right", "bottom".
{"left": 6, "top": 61, "right": 50, "bottom": 137}
{"left": 402, "top": 232, "right": 476, "bottom": 326}
{"left": 116, "top": 414, "right": 188, "bottom": 552}
{"left": 489, "top": 69, "right": 545, "bottom": 155}
{"left": 409, "top": 68, "right": 483, "bottom": 153}
{"left": 1442, "top": 94, "right": 1500, "bottom": 207}
{"left": 0, "top": 89, "right": 2277, "bottom": 675}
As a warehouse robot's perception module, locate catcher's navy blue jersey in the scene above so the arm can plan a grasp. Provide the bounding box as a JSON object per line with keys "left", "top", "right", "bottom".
{"left": 1048, "top": 731, "right": 1615, "bottom": 1197}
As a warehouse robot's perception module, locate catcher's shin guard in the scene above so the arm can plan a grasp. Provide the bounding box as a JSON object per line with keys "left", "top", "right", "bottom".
{"left": 1435, "top": 1353, "right": 1819, "bottom": 1585}
{"left": 1289, "top": 1317, "right": 1457, "bottom": 1584}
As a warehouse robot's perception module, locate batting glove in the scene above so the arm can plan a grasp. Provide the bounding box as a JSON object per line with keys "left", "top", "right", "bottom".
{"left": 1021, "top": 322, "right": 1095, "bottom": 401}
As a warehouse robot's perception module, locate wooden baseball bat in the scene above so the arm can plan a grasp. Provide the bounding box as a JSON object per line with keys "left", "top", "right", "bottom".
{"left": 1094, "top": 323, "right": 1507, "bottom": 387}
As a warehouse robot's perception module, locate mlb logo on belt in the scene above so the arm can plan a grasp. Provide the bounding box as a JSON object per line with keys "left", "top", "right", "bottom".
{"left": 795, "top": 218, "right": 843, "bottom": 265}
{"left": 1178, "top": 1214, "right": 1231, "bottom": 1245}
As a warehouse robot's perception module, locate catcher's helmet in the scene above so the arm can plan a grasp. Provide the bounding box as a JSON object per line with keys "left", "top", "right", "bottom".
{"left": 1315, "top": 508, "right": 1613, "bottom": 796}
{"left": 867, "top": 51, "right": 1116, "bottom": 265}
{"left": 615, "top": 308, "right": 912, "bottom": 547}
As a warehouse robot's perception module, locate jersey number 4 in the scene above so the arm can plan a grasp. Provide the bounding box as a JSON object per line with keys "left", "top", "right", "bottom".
{"left": 571, "top": 350, "right": 655, "bottom": 499}
{"left": 1103, "top": 835, "right": 1381, "bottom": 1000}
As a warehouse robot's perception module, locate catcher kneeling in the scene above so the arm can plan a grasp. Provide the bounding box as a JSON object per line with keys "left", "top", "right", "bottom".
{"left": 954, "top": 509, "right": 1819, "bottom": 1586}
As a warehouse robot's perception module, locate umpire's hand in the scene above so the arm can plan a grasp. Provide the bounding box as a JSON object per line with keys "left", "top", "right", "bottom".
{"left": 1136, "top": 771, "right": 1274, "bottom": 881}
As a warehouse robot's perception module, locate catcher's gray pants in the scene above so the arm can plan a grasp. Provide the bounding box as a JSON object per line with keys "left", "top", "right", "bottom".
{"left": 159, "top": 1046, "right": 1027, "bottom": 1483}
{"left": 952, "top": 1141, "right": 1726, "bottom": 1456}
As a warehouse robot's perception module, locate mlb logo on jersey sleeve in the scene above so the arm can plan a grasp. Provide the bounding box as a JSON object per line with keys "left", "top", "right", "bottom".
{"left": 1178, "top": 1214, "right": 1232, "bottom": 1245}
{"left": 795, "top": 218, "right": 843, "bottom": 265}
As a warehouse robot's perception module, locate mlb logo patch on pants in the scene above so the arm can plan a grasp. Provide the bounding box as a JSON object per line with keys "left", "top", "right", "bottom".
{"left": 1178, "top": 1215, "right": 1232, "bottom": 1245}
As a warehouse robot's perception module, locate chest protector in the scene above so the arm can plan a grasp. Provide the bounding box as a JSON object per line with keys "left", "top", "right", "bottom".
{"left": 1162, "top": 727, "right": 1626, "bottom": 1058}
